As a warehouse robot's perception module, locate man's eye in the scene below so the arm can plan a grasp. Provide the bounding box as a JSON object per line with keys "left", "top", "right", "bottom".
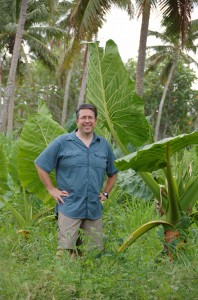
{"left": 79, "top": 116, "right": 95, "bottom": 120}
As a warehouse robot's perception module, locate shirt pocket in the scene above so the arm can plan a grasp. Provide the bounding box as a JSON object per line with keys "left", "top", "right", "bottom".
{"left": 94, "top": 151, "right": 107, "bottom": 169}
{"left": 60, "top": 151, "right": 86, "bottom": 167}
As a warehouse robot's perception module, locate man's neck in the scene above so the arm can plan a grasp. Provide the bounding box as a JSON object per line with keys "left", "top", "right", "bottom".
{"left": 76, "top": 130, "right": 93, "bottom": 139}
{"left": 76, "top": 130, "right": 93, "bottom": 146}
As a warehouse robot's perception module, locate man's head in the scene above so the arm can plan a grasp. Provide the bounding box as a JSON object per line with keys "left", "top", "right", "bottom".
{"left": 76, "top": 104, "right": 97, "bottom": 119}
{"left": 76, "top": 104, "right": 97, "bottom": 136}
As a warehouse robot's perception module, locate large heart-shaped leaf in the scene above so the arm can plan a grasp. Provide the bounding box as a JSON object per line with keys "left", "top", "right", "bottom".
{"left": 115, "top": 131, "right": 198, "bottom": 172}
{"left": 87, "top": 39, "right": 149, "bottom": 151}
{"left": 18, "top": 114, "right": 66, "bottom": 203}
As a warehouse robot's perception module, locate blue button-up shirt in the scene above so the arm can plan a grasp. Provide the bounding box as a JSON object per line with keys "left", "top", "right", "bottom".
{"left": 35, "top": 131, "right": 118, "bottom": 219}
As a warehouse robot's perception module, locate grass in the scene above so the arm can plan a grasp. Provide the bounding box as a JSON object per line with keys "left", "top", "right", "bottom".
{"left": 1, "top": 194, "right": 198, "bottom": 300}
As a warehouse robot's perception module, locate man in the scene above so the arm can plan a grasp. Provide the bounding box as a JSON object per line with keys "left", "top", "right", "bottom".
{"left": 35, "top": 104, "right": 118, "bottom": 258}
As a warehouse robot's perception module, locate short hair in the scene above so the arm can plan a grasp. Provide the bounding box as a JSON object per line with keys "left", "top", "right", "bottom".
{"left": 76, "top": 104, "right": 98, "bottom": 119}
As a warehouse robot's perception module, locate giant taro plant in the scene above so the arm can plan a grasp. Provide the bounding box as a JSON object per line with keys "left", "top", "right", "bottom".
{"left": 0, "top": 102, "right": 65, "bottom": 232}
{"left": 115, "top": 133, "right": 198, "bottom": 257}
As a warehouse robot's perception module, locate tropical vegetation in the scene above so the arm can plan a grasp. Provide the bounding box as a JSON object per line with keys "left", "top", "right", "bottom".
{"left": 0, "top": 0, "right": 198, "bottom": 299}
{"left": 146, "top": 18, "right": 198, "bottom": 141}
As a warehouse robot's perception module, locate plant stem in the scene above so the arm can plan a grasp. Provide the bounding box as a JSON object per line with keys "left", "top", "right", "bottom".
{"left": 166, "top": 143, "right": 181, "bottom": 225}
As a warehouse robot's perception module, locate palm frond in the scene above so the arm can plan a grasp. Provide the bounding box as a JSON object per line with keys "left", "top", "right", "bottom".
{"left": 147, "top": 52, "right": 170, "bottom": 63}
{"left": 4, "top": 23, "right": 18, "bottom": 34}
{"left": 148, "top": 30, "right": 165, "bottom": 40}
{"left": 180, "top": 52, "right": 198, "bottom": 67}
{"left": 68, "top": 0, "right": 110, "bottom": 36}
{"left": 147, "top": 45, "right": 173, "bottom": 53}
{"left": 57, "top": 37, "right": 81, "bottom": 77}
{"left": 29, "top": 26, "right": 67, "bottom": 39}
{"left": 145, "top": 53, "right": 170, "bottom": 74}
{"left": 24, "top": 33, "right": 58, "bottom": 70}
{"left": 159, "top": 0, "right": 192, "bottom": 46}
{"left": 112, "top": 0, "right": 134, "bottom": 18}
{"left": 26, "top": 1, "right": 49, "bottom": 24}
{"left": 191, "top": 18, "right": 198, "bottom": 30}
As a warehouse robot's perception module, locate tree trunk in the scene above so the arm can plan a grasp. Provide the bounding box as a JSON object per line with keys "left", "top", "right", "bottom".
{"left": 135, "top": 0, "right": 151, "bottom": 97}
{"left": 77, "top": 44, "right": 89, "bottom": 107}
{"left": 21, "top": 44, "right": 33, "bottom": 85}
{"left": 154, "top": 61, "right": 176, "bottom": 141}
{"left": 0, "top": 0, "right": 28, "bottom": 133}
{"left": 0, "top": 55, "right": 3, "bottom": 112}
{"left": 61, "top": 66, "right": 73, "bottom": 126}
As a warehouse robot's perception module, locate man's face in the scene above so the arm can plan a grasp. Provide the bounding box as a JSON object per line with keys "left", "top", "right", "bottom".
{"left": 76, "top": 109, "right": 97, "bottom": 134}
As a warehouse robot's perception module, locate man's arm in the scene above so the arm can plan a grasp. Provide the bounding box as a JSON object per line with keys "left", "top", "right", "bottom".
{"left": 35, "top": 164, "right": 68, "bottom": 204}
{"left": 100, "top": 173, "right": 118, "bottom": 201}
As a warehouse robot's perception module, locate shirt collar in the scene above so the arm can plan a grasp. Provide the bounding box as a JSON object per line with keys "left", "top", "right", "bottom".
{"left": 71, "top": 129, "right": 100, "bottom": 142}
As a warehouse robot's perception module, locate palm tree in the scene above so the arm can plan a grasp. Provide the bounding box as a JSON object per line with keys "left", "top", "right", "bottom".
{"left": 59, "top": 0, "right": 133, "bottom": 68}
{"left": 0, "top": 0, "right": 28, "bottom": 133}
{"left": 56, "top": 0, "right": 197, "bottom": 123}
{"left": 146, "top": 20, "right": 198, "bottom": 140}
{"left": 135, "top": 0, "right": 196, "bottom": 97}
{"left": 61, "top": 66, "right": 73, "bottom": 126}
{"left": 135, "top": 0, "right": 152, "bottom": 97}
{"left": 0, "top": 0, "right": 67, "bottom": 133}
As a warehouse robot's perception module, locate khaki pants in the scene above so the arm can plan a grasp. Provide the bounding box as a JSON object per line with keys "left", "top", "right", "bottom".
{"left": 58, "top": 211, "right": 104, "bottom": 251}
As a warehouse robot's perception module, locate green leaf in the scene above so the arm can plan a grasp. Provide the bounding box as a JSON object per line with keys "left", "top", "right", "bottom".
{"left": 139, "top": 171, "right": 168, "bottom": 209}
{"left": 37, "top": 99, "right": 53, "bottom": 118}
{"left": 180, "top": 175, "right": 198, "bottom": 211}
{"left": 189, "top": 211, "right": 198, "bottom": 221}
{"left": 165, "top": 143, "right": 181, "bottom": 225}
{"left": 117, "top": 169, "right": 153, "bottom": 200}
{"left": 115, "top": 131, "right": 198, "bottom": 172}
{"left": 118, "top": 221, "right": 173, "bottom": 252}
{"left": 1, "top": 198, "right": 26, "bottom": 229}
{"left": 18, "top": 114, "right": 66, "bottom": 203}
{"left": 31, "top": 206, "right": 54, "bottom": 222}
{"left": 87, "top": 39, "right": 149, "bottom": 151}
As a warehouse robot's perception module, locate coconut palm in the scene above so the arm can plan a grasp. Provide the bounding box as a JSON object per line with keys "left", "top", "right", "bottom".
{"left": 135, "top": 0, "right": 153, "bottom": 97}
{"left": 59, "top": 0, "right": 133, "bottom": 69}
{"left": 0, "top": 0, "right": 28, "bottom": 133}
{"left": 0, "top": 0, "right": 68, "bottom": 133}
{"left": 57, "top": 0, "right": 197, "bottom": 121}
{"left": 146, "top": 19, "right": 198, "bottom": 141}
{"left": 135, "top": 0, "right": 197, "bottom": 97}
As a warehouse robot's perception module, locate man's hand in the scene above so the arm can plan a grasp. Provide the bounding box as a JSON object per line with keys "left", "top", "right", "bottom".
{"left": 47, "top": 187, "right": 69, "bottom": 204}
{"left": 34, "top": 165, "right": 69, "bottom": 204}
{"left": 99, "top": 193, "right": 108, "bottom": 202}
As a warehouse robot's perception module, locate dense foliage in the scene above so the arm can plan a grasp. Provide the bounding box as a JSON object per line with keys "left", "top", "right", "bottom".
{"left": 1, "top": 193, "right": 198, "bottom": 299}
{"left": 0, "top": 2, "right": 198, "bottom": 298}
{"left": 125, "top": 58, "right": 198, "bottom": 139}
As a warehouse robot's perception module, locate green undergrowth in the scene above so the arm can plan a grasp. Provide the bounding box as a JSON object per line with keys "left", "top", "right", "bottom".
{"left": 1, "top": 195, "right": 198, "bottom": 300}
